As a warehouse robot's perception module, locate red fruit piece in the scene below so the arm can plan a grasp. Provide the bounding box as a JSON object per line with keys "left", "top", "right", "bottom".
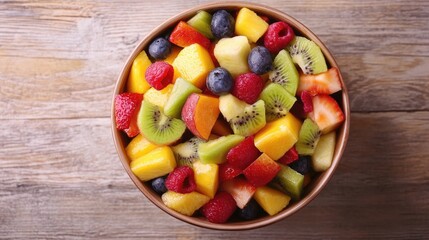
{"left": 260, "top": 15, "right": 270, "bottom": 23}
{"left": 290, "top": 100, "right": 307, "bottom": 120}
{"left": 264, "top": 21, "right": 295, "bottom": 54}
{"left": 226, "top": 135, "right": 261, "bottom": 170}
{"left": 301, "top": 91, "right": 313, "bottom": 113}
{"left": 243, "top": 153, "right": 281, "bottom": 187}
{"left": 145, "top": 62, "right": 174, "bottom": 90}
{"left": 124, "top": 112, "right": 140, "bottom": 137}
{"left": 309, "top": 94, "right": 345, "bottom": 134}
{"left": 219, "top": 164, "right": 242, "bottom": 182}
{"left": 114, "top": 93, "right": 143, "bottom": 130}
{"left": 232, "top": 73, "right": 264, "bottom": 104}
{"left": 221, "top": 177, "right": 256, "bottom": 209}
{"left": 201, "top": 192, "right": 237, "bottom": 223}
{"left": 297, "top": 68, "right": 342, "bottom": 96}
{"left": 278, "top": 146, "right": 299, "bottom": 165}
{"left": 169, "top": 21, "right": 211, "bottom": 49}
{"left": 165, "top": 166, "right": 196, "bottom": 194}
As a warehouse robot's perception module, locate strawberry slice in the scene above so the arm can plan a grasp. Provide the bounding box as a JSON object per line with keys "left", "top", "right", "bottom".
{"left": 221, "top": 177, "right": 256, "bottom": 209}
{"left": 169, "top": 21, "right": 211, "bottom": 49}
{"left": 297, "top": 68, "right": 342, "bottom": 96}
{"left": 219, "top": 163, "right": 242, "bottom": 182}
{"left": 114, "top": 93, "right": 143, "bottom": 130}
{"left": 309, "top": 95, "right": 345, "bottom": 134}
{"left": 226, "top": 135, "right": 261, "bottom": 170}
{"left": 243, "top": 153, "right": 281, "bottom": 187}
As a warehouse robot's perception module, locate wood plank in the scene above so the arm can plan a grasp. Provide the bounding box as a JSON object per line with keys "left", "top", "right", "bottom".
{"left": 1, "top": 0, "right": 429, "bottom": 120}
{"left": 0, "top": 111, "right": 428, "bottom": 238}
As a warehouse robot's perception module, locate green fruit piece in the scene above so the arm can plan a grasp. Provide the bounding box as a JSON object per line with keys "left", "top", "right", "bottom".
{"left": 137, "top": 100, "right": 186, "bottom": 145}
{"left": 296, "top": 118, "right": 321, "bottom": 156}
{"left": 312, "top": 131, "right": 336, "bottom": 172}
{"left": 172, "top": 137, "right": 206, "bottom": 167}
{"left": 259, "top": 83, "right": 297, "bottom": 122}
{"left": 164, "top": 78, "right": 202, "bottom": 118}
{"left": 198, "top": 135, "right": 244, "bottom": 164}
{"left": 269, "top": 50, "right": 299, "bottom": 95}
{"left": 286, "top": 36, "right": 327, "bottom": 75}
{"left": 187, "top": 10, "right": 214, "bottom": 39}
{"left": 276, "top": 164, "right": 304, "bottom": 200}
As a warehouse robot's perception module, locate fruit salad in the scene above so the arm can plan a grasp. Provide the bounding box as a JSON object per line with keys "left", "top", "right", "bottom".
{"left": 115, "top": 7, "right": 345, "bottom": 223}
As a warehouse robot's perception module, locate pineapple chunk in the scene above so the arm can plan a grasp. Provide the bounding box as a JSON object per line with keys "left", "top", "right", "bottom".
{"left": 164, "top": 46, "right": 182, "bottom": 82}
{"left": 254, "top": 186, "right": 291, "bottom": 216}
{"left": 193, "top": 161, "right": 219, "bottom": 199}
{"left": 254, "top": 113, "right": 302, "bottom": 160}
{"left": 172, "top": 43, "right": 214, "bottom": 89}
{"left": 143, "top": 84, "right": 174, "bottom": 110}
{"left": 162, "top": 191, "right": 210, "bottom": 216}
{"left": 126, "top": 134, "right": 159, "bottom": 161}
{"left": 127, "top": 50, "right": 152, "bottom": 94}
{"left": 235, "top": 8, "right": 269, "bottom": 43}
{"left": 130, "top": 146, "right": 176, "bottom": 181}
{"left": 214, "top": 36, "right": 250, "bottom": 77}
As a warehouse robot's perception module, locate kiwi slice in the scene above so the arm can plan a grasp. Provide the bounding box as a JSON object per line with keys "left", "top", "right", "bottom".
{"left": 230, "top": 100, "right": 266, "bottom": 137}
{"left": 187, "top": 10, "right": 214, "bottom": 39}
{"left": 269, "top": 50, "right": 299, "bottom": 95}
{"left": 172, "top": 137, "right": 205, "bottom": 167}
{"left": 286, "top": 36, "right": 327, "bottom": 75}
{"left": 259, "top": 83, "right": 297, "bottom": 122}
{"left": 295, "top": 118, "right": 321, "bottom": 156}
{"left": 137, "top": 100, "right": 186, "bottom": 145}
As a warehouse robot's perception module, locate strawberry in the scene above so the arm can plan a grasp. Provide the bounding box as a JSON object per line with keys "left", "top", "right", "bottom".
{"left": 226, "top": 135, "right": 260, "bottom": 170}
{"left": 219, "top": 163, "right": 242, "bottom": 182}
{"left": 221, "top": 177, "right": 256, "bottom": 209}
{"left": 278, "top": 146, "right": 299, "bottom": 165}
{"left": 243, "top": 153, "right": 281, "bottom": 187}
{"left": 114, "top": 93, "right": 143, "bottom": 131}
{"left": 301, "top": 91, "right": 313, "bottom": 113}
{"left": 165, "top": 166, "right": 197, "bottom": 194}
{"left": 297, "top": 67, "right": 342, "bottom": 96}
{"left": 309, "top": 94, "right": 345, "bottom": 134}
{"left": 169, "top": 21, "right": 211, "bottom": 49}
{"left": 232, "top": 73, "right": 264, "bottom": 104}
{"left": 201, "top": 192, "right": 237, "bottom": 223}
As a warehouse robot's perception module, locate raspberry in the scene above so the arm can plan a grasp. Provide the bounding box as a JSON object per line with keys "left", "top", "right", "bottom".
{"left": 264, "top": 21, "right": 295, "bottom": 54}
{"left": 201, "top": 192, "right": 237, "bottom": 223}
{"left": 278, "top": 146, "right": 299, "bottom": 165}
{"left": 226, "top": 135, "right": 260, "bottom": 170}
{"left": 114, "top": 93, "right": 143, "bottom": 130}
{"left": 232, "top": 73, "right": 264, "bottom": 104}
{"left": 145, "top": 61, "right": 174, "bottom": 90}
{"left": 301, "top": 91, "right": 313, "bottom": 113}
{"left": 165, "top": 166, "right": 196, "bottom": 194}
{"left": 219, "top": 163, "right": 242, "bottom": 182}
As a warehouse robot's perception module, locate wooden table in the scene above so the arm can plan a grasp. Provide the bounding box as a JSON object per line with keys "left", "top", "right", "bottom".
{"left": 1, "top": 0, "right": 428, "bottom": 238}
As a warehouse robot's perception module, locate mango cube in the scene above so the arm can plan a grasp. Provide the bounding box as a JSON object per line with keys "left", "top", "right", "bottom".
{"left": 127, "top": 50, "right": 152, "bottom": 94}
{"left": 193, "top": 161, "right": 219, "bottom": 199}
{"left": 235, "top": 8, "right": 269, "bottom": 43}
{"left": 126, "top": 134, "right": 159, "bottom": 161}
{"left": 172, "top": 43, "right": 214, "bottom": 89}
{"left": 254, "top": 113, "right": 302, "bottom": 160}
{"left": 214, "top": 36, "right": 250, "bottom": 77}
{"left": 162, "top": 191, "right": 210, "bottom": 216}
{"left": 254, "top": 186, "right": 291, "bottom": 216}
{"left": 143, "top": 84, "right": 174, "bottom": 110}
{"left": 130, "top": 146, "right": 176, "bottom": 181}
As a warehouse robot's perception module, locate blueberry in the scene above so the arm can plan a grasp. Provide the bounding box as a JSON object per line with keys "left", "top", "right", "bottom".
{"left": 148, "top": 37, "right": 171, "bottom": 60}
{"left": 239, "top": 199, "right": 262, "bottom": 220}
{"left": 248, "top": 46, "right": 273, "bottom": 74}
{"left": 206, "top": 67, "right": 233, "bottom": 95}
{"left": 211, "top": 10, "right": 235, "bottom": 39}
{"left": 289, "top": 156, "right": 311, "bottom": 175}
{"left": 151, "top": 177, "right": 167, "bottom": 195}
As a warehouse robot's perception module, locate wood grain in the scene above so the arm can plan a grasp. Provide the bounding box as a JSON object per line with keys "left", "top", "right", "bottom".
{"left": 0, "top": 0, "right": 428, "bottom": 239}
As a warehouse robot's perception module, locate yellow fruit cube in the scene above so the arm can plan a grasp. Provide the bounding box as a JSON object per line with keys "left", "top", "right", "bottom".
{"left": 164, "top": 46, "right": 182, "bottom": 82}
{"left": 130, "top": 146, "right": 176, "bottom": 181}
{"left": 143, "top": 84, "right": 174, "bottom": 110}
{"left": 254, "top": 113, "right": 302, "bottom": 160}
{"left": 127, "top": 50, "right": 152, "bottom": 94}
{"left": 193, "top": 161, "right": 219, "bottom": 199}
{"left": 214, "top": 36, "right": 250, "bottom": 77}
{"left": 235, "top": 8, "right": 269, "bottom": 43}
{"left": 162, "top": 191, "right": 210, "bottom": 216}
{"left": 254, "top": 186, "right": 291, "bottom": 216}
{"left": 126, "top": 134, "right": 159, "bottom": 161}
{"left": 172, "top": 43, "right": 214, "bottom": 89}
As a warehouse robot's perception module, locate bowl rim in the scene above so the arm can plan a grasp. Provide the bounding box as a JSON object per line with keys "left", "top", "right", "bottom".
{"left": 111, "top": 1, "right": 350, "bottom": 231}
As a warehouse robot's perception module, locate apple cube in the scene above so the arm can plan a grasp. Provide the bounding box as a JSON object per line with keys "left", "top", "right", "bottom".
{"left": 214, "top": 36, "right": 250, "bottom": 77}
{"left": 221, "top": 177, "right": 256, "bottom": 209}
{"left": 243, "top": 153, "right": 281, "bottom": 187}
